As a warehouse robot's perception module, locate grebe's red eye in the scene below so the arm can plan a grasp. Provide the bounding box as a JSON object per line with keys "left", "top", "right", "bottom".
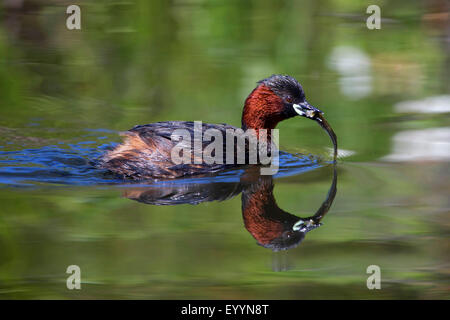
{"left": 286, "top": 97, "right": 293, "bottom": 103}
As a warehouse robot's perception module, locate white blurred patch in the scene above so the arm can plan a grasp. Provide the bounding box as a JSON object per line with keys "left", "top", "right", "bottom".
{"left": 328, "top": 46, "right": 372, "bottom": 99}
{"left": 394, "top": 95, "right": 450, "bottom": 114}
{"left": 326, "top": 147, "right": 356, "bottom": 159}
{"left": 381, "top": 127, "right": 450, "bottom": 162}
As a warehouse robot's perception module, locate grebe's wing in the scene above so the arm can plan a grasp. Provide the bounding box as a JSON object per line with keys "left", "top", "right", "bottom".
{"left": 128, "top": 121, "right": 236, "bottom": 143}
{"left": 99, "top": 121, "right": 239, "bottom": 179}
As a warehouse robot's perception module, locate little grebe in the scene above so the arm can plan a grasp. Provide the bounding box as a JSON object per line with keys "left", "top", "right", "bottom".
{"left": 98, "top": 75, "right": 337, "bottom": 179}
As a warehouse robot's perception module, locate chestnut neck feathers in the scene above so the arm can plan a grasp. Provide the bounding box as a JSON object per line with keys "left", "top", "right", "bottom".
{"left": 241, "top": 75, "right": 302, "bottom": 130}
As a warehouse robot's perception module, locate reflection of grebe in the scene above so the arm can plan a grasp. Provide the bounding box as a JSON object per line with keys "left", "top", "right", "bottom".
{"left": 242, "top": 166, "right": 337, "bottom": 251}
{"left": 123, "top": 165, "right": 337, "bottom": 251}
{"left": 98, "top": 75, "right": 337, "bottom": 180}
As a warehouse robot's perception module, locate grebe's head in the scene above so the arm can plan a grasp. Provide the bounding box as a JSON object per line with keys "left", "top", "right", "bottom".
{"left": 242, "top": 74, "right": 322, "bottom": 130}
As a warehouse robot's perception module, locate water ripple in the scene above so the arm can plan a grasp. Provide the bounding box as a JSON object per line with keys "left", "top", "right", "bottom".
{"left": 0, "top": 138, "right": 325, "bottom": 187}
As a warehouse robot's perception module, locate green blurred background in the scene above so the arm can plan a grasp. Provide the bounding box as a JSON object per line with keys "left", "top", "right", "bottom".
{"left": 0, "top": 0, "right": 448, "bottom": 299}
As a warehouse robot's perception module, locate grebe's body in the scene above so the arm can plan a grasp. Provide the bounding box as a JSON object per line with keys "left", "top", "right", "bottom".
{"left": 98, "top": 75, "right": 336, "bottom": 180}
{"left": 99, "top": 121, "right": 238, "bottom": 179}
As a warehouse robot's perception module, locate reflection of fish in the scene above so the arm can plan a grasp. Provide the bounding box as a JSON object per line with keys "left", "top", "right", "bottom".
{"left": 123, "top": 164, "right": 337, "bottom": 251}
{"left": 98, "top": 75, "right": 337, "bottom": 179}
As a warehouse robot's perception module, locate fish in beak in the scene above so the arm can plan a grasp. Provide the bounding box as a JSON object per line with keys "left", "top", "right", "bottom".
{"left": 293, "top": 101, "right": 338, "bottom": 161}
